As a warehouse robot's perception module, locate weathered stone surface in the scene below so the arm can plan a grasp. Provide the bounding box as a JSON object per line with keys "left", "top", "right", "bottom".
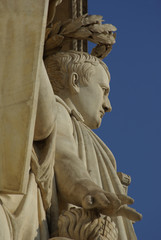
{"left": 0, "top": 0, "right": 49, "bottom": 194}
{"left": 44, "top": 14, "right": 116, "bottom": 59}
{"left": 0, "top": 1, "right": 142, "bottom": 240}
{"left": 45, "top": 51, "right": 142, "bottom": 240}
{"left": 57, "top": 208, "right": 118, "bottom": 240}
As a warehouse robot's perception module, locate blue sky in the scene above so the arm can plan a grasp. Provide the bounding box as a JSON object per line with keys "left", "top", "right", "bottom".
{"left": 89, "top": 0, "right": 161, "bottom": 239}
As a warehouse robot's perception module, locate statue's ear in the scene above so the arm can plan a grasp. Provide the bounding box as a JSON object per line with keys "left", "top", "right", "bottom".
{"left": 69, "top": 72, "right": 80, "bottom": 94}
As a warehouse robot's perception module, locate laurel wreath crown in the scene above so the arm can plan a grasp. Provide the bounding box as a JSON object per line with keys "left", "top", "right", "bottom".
{"left": 44, "top": 14, "right": 117, "bottom": 59}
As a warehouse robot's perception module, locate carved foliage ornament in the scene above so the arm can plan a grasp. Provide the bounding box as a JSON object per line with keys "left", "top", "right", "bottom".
{"left": 44, "top": 14, "right": 117, "bottom": 59}
{"left": 57, "top": 208, "right": 118, "bottom": 240}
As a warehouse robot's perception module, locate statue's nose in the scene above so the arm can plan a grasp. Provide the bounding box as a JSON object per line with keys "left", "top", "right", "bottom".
{"left": 103, "top": 98, "right": 112, "bottom": 112}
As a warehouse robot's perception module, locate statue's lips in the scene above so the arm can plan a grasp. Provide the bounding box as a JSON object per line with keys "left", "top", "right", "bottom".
{"left": 100, "top": 111, "right": 105, "bottom": 118}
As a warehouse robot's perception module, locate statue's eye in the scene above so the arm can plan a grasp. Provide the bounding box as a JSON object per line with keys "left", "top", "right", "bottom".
{"left": 102, "top": 87, "right": 107, "bottom": 94}
{"left": 102, "top": 87, "right": 110, "bottom": 95}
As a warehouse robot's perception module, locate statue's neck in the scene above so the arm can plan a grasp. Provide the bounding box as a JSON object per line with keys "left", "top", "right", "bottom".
{"left": 57, "top": 94, "right": 79, "bottom": 115}
{"left": 63, "top": 98, "right": 77, "bottom": 111}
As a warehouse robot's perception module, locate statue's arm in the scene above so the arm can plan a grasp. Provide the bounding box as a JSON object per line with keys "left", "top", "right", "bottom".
{"left": 54, "top": 104, "right": 120, "bottom": 206}
{"left": 54, "top": 103, "right": 99, "bottom": 206}
{"left": 55, "top": 104, "right": 142, "bottom": 222}
{"left": 34, "top": 61, "right": 56, "bottom": 140}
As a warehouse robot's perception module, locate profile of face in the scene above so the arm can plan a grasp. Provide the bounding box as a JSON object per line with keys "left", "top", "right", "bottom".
{"left": 70, "top": 64, "right": 112, "bottom": 129}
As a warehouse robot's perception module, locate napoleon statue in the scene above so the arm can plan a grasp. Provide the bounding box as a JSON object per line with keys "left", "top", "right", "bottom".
{"left": 0, "top": 1, "right": 142, "bottom": 240}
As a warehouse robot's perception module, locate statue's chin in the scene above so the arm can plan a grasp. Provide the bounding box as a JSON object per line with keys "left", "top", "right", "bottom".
{"left": 95, "top": 121, "right": 102, "bottom": 129}
{"left": 86, "top": 118, "right": 102, "bottom": 130}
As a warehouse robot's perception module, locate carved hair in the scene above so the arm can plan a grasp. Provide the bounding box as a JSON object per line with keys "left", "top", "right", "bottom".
{"left": 44, "top": 51, "right": 110, "bottom": 95}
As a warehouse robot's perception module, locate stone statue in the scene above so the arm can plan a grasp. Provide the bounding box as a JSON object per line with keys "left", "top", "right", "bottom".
{"left": 0, "top": 1, "right": 142, "bottom": 240}
{"left": 0, "top": 52, "right": 142, "bottom": 240}
{"left": 0, "top": 61, "right": 58, "bottom": 239}
{"left": 0, "top": 0, "right": 58, "bottom": 239}
{"left": 44, "top": 51, "right": 142, "bottom": 240}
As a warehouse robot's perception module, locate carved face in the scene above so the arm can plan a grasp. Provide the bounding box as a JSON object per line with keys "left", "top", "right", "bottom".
{"left": 73, "top": 64, "right": 111, "bottom": 129}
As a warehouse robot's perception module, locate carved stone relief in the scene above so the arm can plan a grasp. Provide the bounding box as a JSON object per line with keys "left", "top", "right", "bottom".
{"left": 57, "top": 208, "right": 118, "bottom": 240}
{"left": 0, "top": 1, "right": 142, "bottom": 240}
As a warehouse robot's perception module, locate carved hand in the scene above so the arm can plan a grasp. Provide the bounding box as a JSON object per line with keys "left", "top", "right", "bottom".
{"left": 82, "top": 190, "right": 142, "bottom": 222}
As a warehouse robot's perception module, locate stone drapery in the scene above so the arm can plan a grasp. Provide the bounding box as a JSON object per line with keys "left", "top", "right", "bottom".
{"left": 56, "top": 96, "right": 137, "bottom": 240}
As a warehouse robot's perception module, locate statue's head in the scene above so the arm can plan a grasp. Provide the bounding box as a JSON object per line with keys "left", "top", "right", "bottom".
{"left": 45, "top": 51, "right": 112, "bottom": 129}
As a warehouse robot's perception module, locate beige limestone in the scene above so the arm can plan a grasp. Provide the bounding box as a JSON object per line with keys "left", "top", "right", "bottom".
{"left": 44, "top": 14, "right": 116, "bottom": 59}
{"left": 0, "top": 0, "right": 49, "bottom": 194}
{"left": 0, "top": 1, "right": 142, "bottom": 239}
{"left": 57, "top": 207, "right": 118, "bottom": 240}
{"left": 0, "top": 59, "right": 57, "bottom": 239}
{"left": 45, "top": 51, "right": 142, "bottom": 240}
{"left": 0, "top": 1, "right": 58, "bottom": 237}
